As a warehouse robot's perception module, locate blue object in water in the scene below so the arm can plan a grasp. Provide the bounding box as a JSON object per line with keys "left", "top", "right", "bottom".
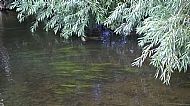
{"left": 96, "top": 24, "right": 113, "bottom": 44}
{"left": 96, "top": 24, "right": 127, "bottom": 47}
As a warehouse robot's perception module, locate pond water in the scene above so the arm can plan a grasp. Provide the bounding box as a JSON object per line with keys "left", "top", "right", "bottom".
{"left": 0, "top": 12, "right": 189, "bottom": 106}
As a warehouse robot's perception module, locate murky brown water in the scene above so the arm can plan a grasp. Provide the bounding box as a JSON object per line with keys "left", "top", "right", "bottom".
{"left": 0, "top": 12, "right": 189, "bottom": 106}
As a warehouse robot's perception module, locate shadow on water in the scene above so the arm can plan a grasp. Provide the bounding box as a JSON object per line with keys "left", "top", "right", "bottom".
{"left": 0, "top": 11, "right": 189, "bottom": 106}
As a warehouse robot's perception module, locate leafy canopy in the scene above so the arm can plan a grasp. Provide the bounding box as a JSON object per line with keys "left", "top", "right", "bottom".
{"left": 11, "top": 0, "right": 190, "bottom": 84}
{"left": 11, "top": 0, "right": 119, "bottom": 39}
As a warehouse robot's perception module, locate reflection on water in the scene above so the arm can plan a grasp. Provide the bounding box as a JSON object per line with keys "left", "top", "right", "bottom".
{"left": 0, "top": 46, "right": 10, "bottom": 74}
{"left": 0, "top": 12, "right": 11, "bottom": 78}
{"left": 0, "top": 12, "right": 189, "bottom": 106}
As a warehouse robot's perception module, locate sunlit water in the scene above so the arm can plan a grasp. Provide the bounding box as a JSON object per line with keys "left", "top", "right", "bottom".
{"left": 0, "top": 12, "right": 189, "bottom": 106}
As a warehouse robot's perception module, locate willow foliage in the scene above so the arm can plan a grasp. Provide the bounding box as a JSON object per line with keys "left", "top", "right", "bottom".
{"left": 11, "top": 0, "right": 119, "bottom": 39}
{"left": 106, "top": 0, "right": 190, "bottom": 84}
{"left": 11, "top": 0, "right": 190, "bottom": 84}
